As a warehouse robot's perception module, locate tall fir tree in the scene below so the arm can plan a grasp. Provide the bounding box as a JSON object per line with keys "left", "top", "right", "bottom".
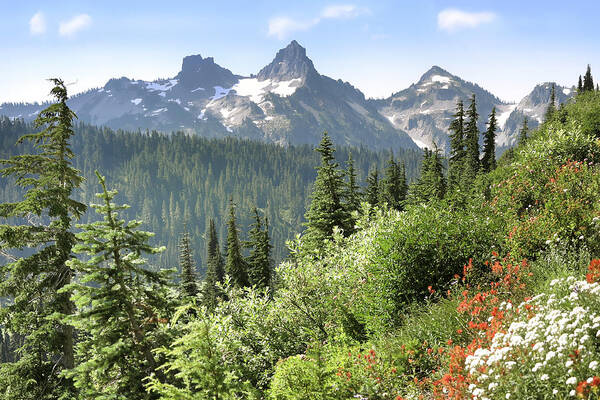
{"left": 178, "top": 230, "right": 198, "bottom": 298}
{"left": 304, "top": 132, "right": 351, "bottom": 247}
{"left": 463, "top": 94, "right": 480, "bottom": 185}
{"left": 578, "top": 75, "right": 583, "bottom": 93}
{"left": 481, "top": 107, "right": 498, "bottom": 173}
{"left": 518, "top": 117, "right": 529, "bottom": 146}
{"left": 203, "top": 218, "right": 225, "bottom": 308}
{"left": 381, "top": 154, "right": 406, "bottom": 211}
{"left": 365, "top": 167, "right": 380, "bottom": 207}
{"left": 244, "top": 207, "right": 273, "bottom": 289}
{"left": 0, "top": 79, "right": 85, "bottom": 398}
{"left": 545, "top": 84, "right": 556, "bottom": 122}
{"left": 63, "top": 172, "right": 171, "bottom": 399}
{"left": 408, "top": 148, "right": 445, "bottom": 204}
{"left": 448, "top": 99, "right": 466, "bottom": 191}
{"left": 344, "top": 153, "right": 361, "bottom": 215}
{"left": 583, "top": 64, "right": 595, "bottom": 92}
{"left": 225, "top": 199, "right": 249, "bottom": 287}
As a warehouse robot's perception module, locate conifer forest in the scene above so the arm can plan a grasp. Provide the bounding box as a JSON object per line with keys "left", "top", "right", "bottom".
{"left": 2, "top": 3, "right": 600, "bottom": 398}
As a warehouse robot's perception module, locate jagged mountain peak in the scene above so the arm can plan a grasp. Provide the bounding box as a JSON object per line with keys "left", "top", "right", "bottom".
{"left": 175, "top": 54, "right": 238, "bottom": 89}
{"left": 418, "top": 65, "right": 455, "bottom": 82}
{"left": 257, "top": 40, "right": 317, "bottom": 82}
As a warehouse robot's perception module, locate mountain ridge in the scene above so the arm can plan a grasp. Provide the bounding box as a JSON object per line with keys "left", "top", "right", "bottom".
{"left": 0, "top": 40, "right": 574, "bottom": 153}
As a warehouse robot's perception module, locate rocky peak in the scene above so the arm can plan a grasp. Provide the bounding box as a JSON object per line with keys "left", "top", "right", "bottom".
{"left": 257, "top": 40, "right": 318, "bottom": 82}
{"left": 176, "top": 54, "right": 238, "bottom": 89}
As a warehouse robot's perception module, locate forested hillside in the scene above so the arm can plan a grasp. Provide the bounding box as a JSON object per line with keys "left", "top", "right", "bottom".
{"left": 0, "top": 119, "right": 422, "bottom": 267}
{"left": 1, "top": 70, "right": 600, "bottom": 400}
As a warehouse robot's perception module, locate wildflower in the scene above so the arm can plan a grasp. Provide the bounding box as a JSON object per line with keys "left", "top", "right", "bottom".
{"left": 567, "top": 377, "right": 577, "bottom": 385}
{"left": 590, "top": 361, "right": 598, "bottom": 369}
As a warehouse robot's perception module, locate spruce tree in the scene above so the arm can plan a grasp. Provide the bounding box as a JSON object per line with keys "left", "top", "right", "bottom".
{"left": 203, "top": 219, "right": 225, "bottom": 308}
{"left": 63, "top": 172, "right": 171, "bottom": 399}
{"left": 225, "top": 199, "right": 249, "bottom": 287}
{"left": 365, "top": 167, "right": 380, "bottom": 207}
{"left": 244, "top": 207, "right": 273, "bottom": 289}
{"left": 178, "top": 230, "right": 198, "bottom": 298}
{"left": 463, "top": 94, "right": 480, "bottom": 184}
{"left": 583, "top": 65, "right": 594, "bottom": 92}
{"left": 545, "top": 84, "right": 556, "bottom": 122}
{"left": 345, "top": 153, "right": 361, "bottom": 215}
{"left": 518, "top": 117, "right": 529, "bottom": 146}
{"left": 0, "top": 79, "right": 85, "bottom": 398}
{"left": 481, "top": 107, "right": 498, "bottom": 173}
{"left": 578, "top": 75, "right": 583, "bottom": 93}
{"left": 381, "top": 154, "right": 405, "bottom": 211}
{"left": 304, "top": 132, "right": 350, "bottom": 247}
{"left": 448, "top": 99, "right": 466, "bottom": 191}
{"left": 408, "top": 148, "right": 445, "bottom": 204}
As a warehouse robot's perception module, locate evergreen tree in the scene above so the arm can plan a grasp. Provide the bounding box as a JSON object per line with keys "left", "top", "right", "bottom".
{"left": 304, "top": 132, "right": 351, "bottom": 246}
{"left": 178, "top": 230, "right": 198, "bottom": 298}
{"left": 545, "top": 84, "right": 556, "bottom": 121}
{"left": 448, "top": 99, "right": 466, "bottom": 191}
{"left": 225, "top": 199, "right": 249, "bottom": 287}
{"left": 578, "top": 75, "right": 583, "bottom": 93}
{"left": 244, "top": 207, "right": 273, "bottom": 289}
{"left": 381, "top": 154, "right": 406, "bottom": 211}
{"left": 481, "top": 107, "right": 498, "bottom": 173}
{"left": 583, "top": 64, "right": 595, "bottom": 92}
{"left": 518, "top": 117, "right": 529, "bottom": 146}
{"left": 408, "top": 148, "right": 445, "bottom": 204}
{"left": 344, "top": 153, "right": 361, "bottom": 215}
{"left": 203, "top": 219, "right": 225, "bottom": 308}
{"left": 365, "top": 167, "right": 380, "bottom": 207}
{"left": 63, "top": 172, "right": 171, "bottom": 399}
{"left": 398, "top": 161, "right": 408, "bottom": 206}
{"left": 0, "top": 79, "right": 85, "bottom": 398}
{"left": 463, "top": 94, "right": 480, "bottom": 184}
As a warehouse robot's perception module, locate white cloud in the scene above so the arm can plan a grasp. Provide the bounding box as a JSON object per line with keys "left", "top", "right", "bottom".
{"left": 437, "top": 8, "right": 496, "bottom": 32}
{"left": 29, "top": 11, "right": 46, "bottom": 35}
{"left": 321, "top": 5, "right": 363, "bottom": 19}
{"left": 268, "top": 17, "right": 318, "bottom": 40}
{"left": 59, "top": 14, "right": 92, "bottom": 37}
{"left": 268, "top": 4, "right": 368, "bottom": 40}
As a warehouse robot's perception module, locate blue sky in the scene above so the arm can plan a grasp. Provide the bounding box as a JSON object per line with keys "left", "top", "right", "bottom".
{"left": 2, "top": 0, "right": 599, "bottom": 104}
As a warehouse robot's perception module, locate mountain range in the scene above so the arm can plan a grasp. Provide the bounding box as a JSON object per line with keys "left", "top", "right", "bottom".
{"left": 0, "top": 40, "right": 574, "bottom": 153}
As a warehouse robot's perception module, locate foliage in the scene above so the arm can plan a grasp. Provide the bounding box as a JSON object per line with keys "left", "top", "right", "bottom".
{"left": 0, "top": 79, "right": 85, "bottom": 399}
{"left": 63, "top": 172, "right": 173, "bottom": 399}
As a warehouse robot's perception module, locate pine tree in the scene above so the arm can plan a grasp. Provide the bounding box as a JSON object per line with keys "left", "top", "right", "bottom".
{"left": 398, "top": 161, "right": 408, "bottom": 206}
{"left": 583, "top": 65, "right": 594, "bottom": 92}
{"left": 578, "top": 75, "right": 583, "bottom": 93}
{"left": 178, "top": 230, "right": 198, "bottom": 298}
{"left": 381, "top": 154, "right": 406, "bottom": 211}
{"left": 518, "top": 117, "right": 529, "bottom": 146}
{"left": 63, "top": 172, "right": 171, "bottom": 399}
{"left": 463, "top": 94, "right": 480, "bottom": 184}
{"left": 408, "top": 148, "right": 445, "bottom": 204}
{"left": 344, "top": 153, "right": 361, "bottom": 215}
{"left": 365, "top": 167, "right": 380, "bottom": 207}
{"left": 481, "top": 107, "right": 498, "bottom": 173}
{"left": 545, "top": 84, "right": 556, "bottom": 122}
{"left": 304, "top": 132, "right": 351, "bottom": 247}
{"left": 0, "top": 79, "right": 85, "bottom": 398}
{"left": 244, "top": 207, "right": 273, "bottom": 289}
{"left": 448, "top": 99, "right": 466, "bottom": 191}
{"left": 225, "top": 199, "right": 249, "bottom": 287}
{"left": 203, "top": 219, "right": 225, "bottom": 308}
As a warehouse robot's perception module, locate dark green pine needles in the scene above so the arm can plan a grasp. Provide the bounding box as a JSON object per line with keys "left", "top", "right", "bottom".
{"left": 304, "top": 132, "right": 352, "bottom": 247}
{"left": 0, "top": 79, "right": 85, "bottom": 399}
{"left": 63, "top": 172, "right": 172, "bottom": 399}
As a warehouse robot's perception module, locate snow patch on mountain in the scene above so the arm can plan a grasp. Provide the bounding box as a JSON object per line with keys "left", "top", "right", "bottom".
{"left": 497, "top": 104, "right": 517, "bottom": 128}
{"left": 231, "top": 78, "right": 302, "bottom": 103}
{"left": 146, "top": 79, "right": 178, "bottom": 92}
{"left": 130, "top": 98, "right": 143, "bottom": 105}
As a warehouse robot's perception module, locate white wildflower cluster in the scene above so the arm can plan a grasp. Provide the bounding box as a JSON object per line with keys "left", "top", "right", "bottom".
{"left": 465, "top": 276, "right": 600, "bottom": 399}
